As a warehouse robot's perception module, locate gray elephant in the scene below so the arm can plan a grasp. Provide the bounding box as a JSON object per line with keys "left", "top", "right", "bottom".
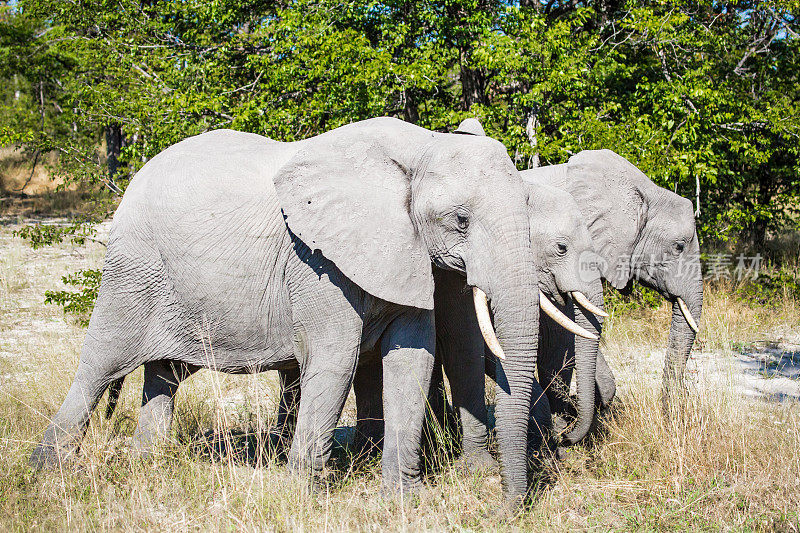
{"left": 270, "top": 119, "right": 608, "bottom": 471}
{"left": 31, "top": 117, "right": 569, "bottom": 502}
{"left": 524, "top": 149, "right": 702, "bottom": 417}
{"left": 440, "top": 130, "right": 701, "bottom": 450}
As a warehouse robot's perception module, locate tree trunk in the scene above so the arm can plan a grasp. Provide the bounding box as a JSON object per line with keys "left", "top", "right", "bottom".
{"left": 460, "top": 54, "right": 487, "bottom": 111}
{"left": 105, "top": 124, "right": 124, "bottom": 177}
{"left": 526, "top": 109, "right": 540, "bottom": 169}
{"left": 403, "top": 89, "right": 420, "bottom": 124}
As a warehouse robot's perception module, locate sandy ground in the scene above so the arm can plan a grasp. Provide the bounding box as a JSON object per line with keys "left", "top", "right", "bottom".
{"left": 0, "top": 146, "right": 62, "bottom": 196}
{"left": 605, "top": 340, "right": 800, "bottom": 405}
{"left": 1, "top": 218, "right": 798, "bottom": 421}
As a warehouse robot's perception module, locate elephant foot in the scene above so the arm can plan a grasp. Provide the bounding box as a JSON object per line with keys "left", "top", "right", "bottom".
{"left": 379, "top": 478, "right": 428, "bottom": 506}
{"left": 131, "top": 427, "right": 169, "bottom": 459}
{"left": 30, "top": 426, "right": 83, "bottom": 471}
{"left": 285, "top": 461, "right": 333, "bottom": 496}
{"left": 307, "top": 473, "right": 333, "bottom": 495}
{"left": 489, "top": 492, "right": 526, "bottom": 522}
{"left": 30, "top": 442, "right": 78, "bottom": 470}
{"left": 455, "top": 449, "right": 499, "bottom": 474}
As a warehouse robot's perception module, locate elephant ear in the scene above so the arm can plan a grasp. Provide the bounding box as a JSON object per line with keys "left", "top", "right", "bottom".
{"left": 273, "top": 132, "right": 434, "bottom": 310}
{"left": 564, "top": 150, "right": 649, "bottom": 289}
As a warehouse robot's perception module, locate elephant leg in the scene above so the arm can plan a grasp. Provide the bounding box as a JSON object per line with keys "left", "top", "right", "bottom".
{"left": 30, "top": 360, "right": 119, "bottom": 468}
{"left": 271, "top": 366, "right": 302, "bottom": 452}
{"left": 353, "top": 353, "right": 384, "bottom": 456}
{"left": 537, "top": 312, "right": 576, "bottom": 436}
{"left": 288, "top": 338, "right": 360, "bottom": 479}
{"left": 434, "top": 268, "right": 496, "bottom": 472}
{"left": 380, "top": 308, "right": 435, "bottom": 494}
{"left": 440, "top": 343, "right": 495, "bottom": 473}
{"left": 30, "top": 287, "right": 147, "bottom": 469}
{"left": 132, "top": 360, "right": 196, "bottom": 452}
{"left": 595, "top": 348, "right": 616, "bottom": 409}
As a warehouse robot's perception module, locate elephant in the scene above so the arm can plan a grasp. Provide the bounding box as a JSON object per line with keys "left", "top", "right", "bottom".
{"left": 31, "top": 117, "right": 588, "bottom": 503}
{"left": 523, "top": 149, "right": 703, "bottom": 415}
{"left": 270, "top": 118, "right": 610, "bottom": 471}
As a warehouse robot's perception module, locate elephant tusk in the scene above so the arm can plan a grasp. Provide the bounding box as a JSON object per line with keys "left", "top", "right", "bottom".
{"left": 677, "top": 297, "right": 699, "bottom": 334}
{"left": 571, "top": 291, "right": 609, "bottom": 318}
{"left": 540, "top": 290, "right": 598, "bottom": 340}
{"left": 472, "top": 287, "right": 505, "bottom": 361}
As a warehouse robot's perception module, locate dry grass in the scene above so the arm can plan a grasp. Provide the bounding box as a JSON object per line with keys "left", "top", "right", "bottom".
{"left": 1, "top": 223, "right": 799, "bottom": 531}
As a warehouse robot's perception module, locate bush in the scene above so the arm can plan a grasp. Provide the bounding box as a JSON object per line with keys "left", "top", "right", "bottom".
{"left": 44, "top": 268, "right": 101, "bottom": 326}
{"left": 735, "top": 268, "right": 800, "bottom": 306}
{"left": 603, "top": 281, "right": 663, "bottom": 315}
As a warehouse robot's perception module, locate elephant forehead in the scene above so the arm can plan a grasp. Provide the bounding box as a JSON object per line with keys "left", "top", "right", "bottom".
{"left": 571, "top": 149, "right": 649, "bottom": 183}
{"left": 651, "top": 195, "right": 696, "bottom": 234}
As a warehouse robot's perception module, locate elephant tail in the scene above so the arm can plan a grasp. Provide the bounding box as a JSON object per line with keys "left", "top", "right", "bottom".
{"left": 104, "top": 377, "right": 126, "bottom": 419}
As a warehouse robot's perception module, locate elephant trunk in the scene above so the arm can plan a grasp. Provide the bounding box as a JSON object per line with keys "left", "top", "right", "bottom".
{"left": 662, "top": 279, "right": 703, "bottom": 412}
{"left": 563, "top": 283, "right": 604, "bottom": 444}
{"left": 488, "top": 257, "right": 542, "bottom": 502}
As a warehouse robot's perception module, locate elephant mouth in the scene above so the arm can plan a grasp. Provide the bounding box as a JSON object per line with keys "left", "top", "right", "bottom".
{"left": 540, "top": 291, "right": 598, "bottom": 340}
{"left": 637, "top": 278, "right": 698, "bottom": 333}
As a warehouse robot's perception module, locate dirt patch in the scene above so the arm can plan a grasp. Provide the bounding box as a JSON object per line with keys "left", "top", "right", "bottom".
{"left": 608, "top": 339, "right": 800, "bottom": 406}
{"left": 0, "top": 219, "right": 108, "bottom": 372}
{"left": 0, "top": 147, "right": 102, "bottom": 219}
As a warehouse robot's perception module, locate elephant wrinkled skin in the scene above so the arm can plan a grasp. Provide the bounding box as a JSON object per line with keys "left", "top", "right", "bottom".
{"left": 295, "top": 135, "right": 703, "bottom": 473}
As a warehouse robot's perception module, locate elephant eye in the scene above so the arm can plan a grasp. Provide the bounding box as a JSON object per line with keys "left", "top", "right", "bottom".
{"left": 556, "top": 242, "right": 568, "bottom": 256}
{"left": 674, "top": 242, "right": 685, "bottom": 254}
{"left": 456, "top": 213, "right": 470, "bottom": 231}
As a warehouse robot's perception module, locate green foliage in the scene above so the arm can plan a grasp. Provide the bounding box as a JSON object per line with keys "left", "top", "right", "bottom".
{"left": 735, "top": 267, "right": 800, "bottom": 305}
{"left": 603, "top": 281, "right": 664, "bottom": 315}
{"left": 1, "top": 0, "right": 799, "bottom": 310}
{"left": 44, "top": 269, "right": 101, "bottom": 326}
{"left": 14, "top": 221, "right": 98, "bottom": 249}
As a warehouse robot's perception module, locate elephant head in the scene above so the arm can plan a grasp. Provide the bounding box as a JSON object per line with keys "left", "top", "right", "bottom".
{"left": 274, "top": 117, "right": 587, "bottom": 500}
{"left": 455, "top": 119, "right": 606, "bottom": 446}
{"left": 523, "top": 179, "right": 607, "bottom": 443}
{"left": 527, "top": 149, "right": 703, "bottom": 405}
